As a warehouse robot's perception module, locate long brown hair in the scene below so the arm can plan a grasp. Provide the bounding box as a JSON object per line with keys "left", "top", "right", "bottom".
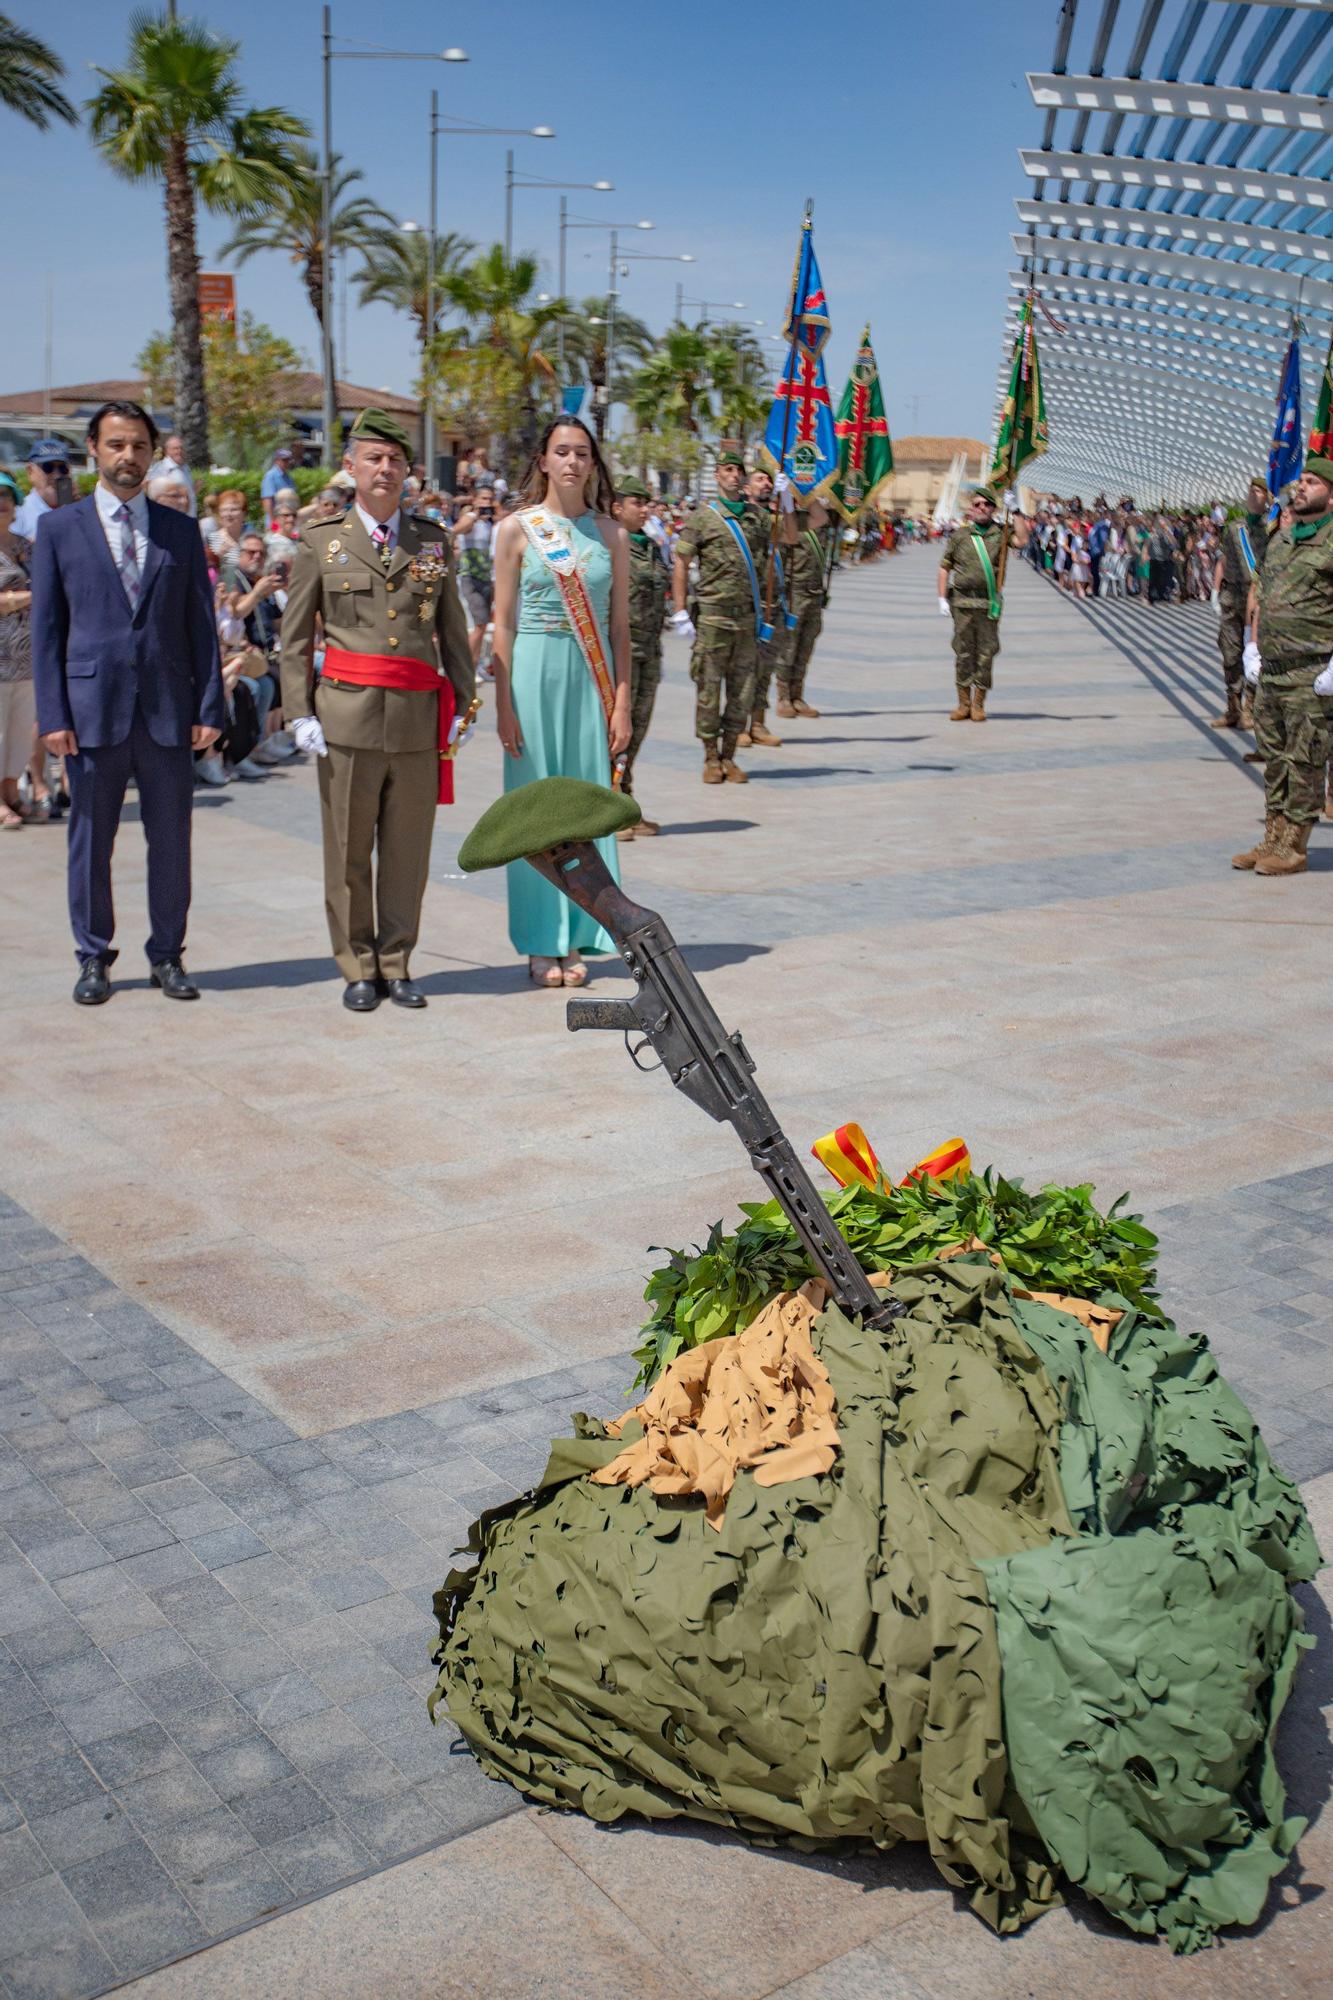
{"left": 518, "top": 417, "right": 617, "bottom": 514}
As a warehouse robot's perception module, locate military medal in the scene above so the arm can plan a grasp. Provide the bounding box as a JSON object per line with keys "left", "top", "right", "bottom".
{"left": 328, "top": 538, "right": 341, "bottom": 554}
{"left": 409, "top": 543, "right": 448, "bottom": 586}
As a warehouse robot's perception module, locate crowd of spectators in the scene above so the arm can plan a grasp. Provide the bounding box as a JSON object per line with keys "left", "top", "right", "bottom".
{"left": 1020, "top": 494, "right": 1248, "bottom": 607}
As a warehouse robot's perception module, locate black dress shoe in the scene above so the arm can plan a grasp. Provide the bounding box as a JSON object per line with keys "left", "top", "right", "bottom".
{"left": 150, "top": 958, "right": 200, "bottom": 1000}
{"left": 73, "top": 956, "right": 111, "bottom": 1006}
{"left": 385, "top": 977, "right": 427, "bottom": 1009}
{"left": 343, "top": 979, "right": 380, "bottom": 1012}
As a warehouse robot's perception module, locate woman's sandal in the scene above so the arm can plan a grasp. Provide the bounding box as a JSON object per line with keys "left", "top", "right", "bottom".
{"left": 561, "top": 953, "right": 588, "bottom": 988}
{"left": 529, "top": 956, "right": 563, "bottom": 988}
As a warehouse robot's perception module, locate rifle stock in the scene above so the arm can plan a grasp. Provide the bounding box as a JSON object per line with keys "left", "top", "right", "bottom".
{"left": 525, "top": 839, "right": 901, "bottom": 1333}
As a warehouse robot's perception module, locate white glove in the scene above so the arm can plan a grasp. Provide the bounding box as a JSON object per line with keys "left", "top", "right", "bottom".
{"left": 775, "top": 471, "right": 795, "bottom": 514}
{"left": 670, "top": 609, "right": 696, "bottom": 642}
{"left": 1314, "top": 657, "right": 1333, "bottom": 699}
{"left": 938, "top": 597, "right": 951, "bottom": 617}
{"left": 1242, "top": 642, "right": 1262, "bottom": 687}
{"left": 1210, "top": 587, "right": 1220, "bottom": 609}
{"left": 292, "top": 715, "right": 327, "bottom": 757}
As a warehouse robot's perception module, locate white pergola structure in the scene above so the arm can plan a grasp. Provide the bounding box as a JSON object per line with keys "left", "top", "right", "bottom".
{"left": 995, "top": 0, "right": 1333, "bottom": 505}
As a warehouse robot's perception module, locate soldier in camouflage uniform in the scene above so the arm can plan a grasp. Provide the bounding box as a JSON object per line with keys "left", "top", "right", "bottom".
{"left": 742, "top": 499, "right": 794, "bottom": 748}
{"left": 671, "top": 450, "right": 769, "bottom": 783}
{"left": 937, "top": 487, "right": 1010, "bottom": 722}
{"left": 1232, "top": 456, "right": 1333, "bottom": 878}
{"left": 613, "top": 475, "right": 667, "bottom": 838}
{"left": 777, "top": 500, "right": 829, "bottom": 719}
{"left": 1211, "top": 476, "right": 1269, "bottom": 731}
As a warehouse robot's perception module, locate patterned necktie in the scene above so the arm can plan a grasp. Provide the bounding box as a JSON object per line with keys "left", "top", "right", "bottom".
{"left": 371, "top": 523, "right": 393, "bottom": 570}
{"left": 116, "top": 503, "right": 141, "bottom": 608}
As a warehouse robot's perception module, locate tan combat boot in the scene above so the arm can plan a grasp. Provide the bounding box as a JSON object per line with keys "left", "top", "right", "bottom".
{"left": 1232, "top": 813, "right": 1281, "bottom": 870}
{"left": 970, "top": 686, "right": 987, "bottom": 723}
{"left": 775, "top": 684, "right": 797, "bottom": 719}
{"left": 719, "top": 738, "right": 748, "bottom": 783}
{"left": 949, "top": 688, "right": 972, "bottom": 721}
{"left": 703, "top": 742, "right": 725, "bottom": 784}
{"left": 1210, "top": 695, "right": 1242, "bottom": 730}
{"left": 791, "top": 696, "right": 821, "bottom": 718}
{"left": 635, "top": 814, "right": 660, "bottom": 836}
{"left": 1255, "top": 818, "right": 1311, "bottom": 876}
{"left": 748, "top": 710, "right": 782, "bottom": 746}
{"left": 1240, "top": 692, "right": 1255, "bottom": 731}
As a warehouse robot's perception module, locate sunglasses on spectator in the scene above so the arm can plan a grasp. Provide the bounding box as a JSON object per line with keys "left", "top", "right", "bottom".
{"left": 37, "top": 460, "right": 70, "bottom": 474}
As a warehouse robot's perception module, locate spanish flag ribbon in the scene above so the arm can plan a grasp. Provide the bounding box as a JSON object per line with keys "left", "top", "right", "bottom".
{"left": 812, "top": 1127, "right": 971, "bottom": 1190}
{"left": 811, "top": 1123, "right": 885, "bottom": 1192}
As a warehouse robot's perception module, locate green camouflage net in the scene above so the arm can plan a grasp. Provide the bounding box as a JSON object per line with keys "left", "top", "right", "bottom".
{"left": 431, "top": 1258, "right": 1320, "bottom": 1951}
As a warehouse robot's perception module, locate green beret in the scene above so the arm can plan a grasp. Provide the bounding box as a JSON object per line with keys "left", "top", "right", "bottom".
{"left": 717, "top": 450, "right": 745, "bottom": 470}
{"left": 972, "top": 486, "right": 999, "bottom": 506}
{"left": 616, "top": 475, "right": 651, "bottom": 500}
{"left": 1248, "top": 474, "right": 1270, "bottom": 491}
{"left": 348, "top": 407, "right": 411, "bottom": 457}
{"left": 458, "top": 778, "right": 640, "bottom": 872}
{"left": 1305, "top": 455, "right": 1333, "bottom": 485}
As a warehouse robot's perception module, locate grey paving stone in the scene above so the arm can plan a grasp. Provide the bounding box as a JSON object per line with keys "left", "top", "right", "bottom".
{"left": 87, "top": 1896, "right": 207, "bottom": 1980}
{"left": 143, "top": 1804, "right": 256, "bottom": 1881}
{"left": 333, "top": 1784, "right": 447, "bottom": 1861}
{"left": 0, "top": 1871, "right": 103, "bottom": 1964}
{"left": 0, "top": 1657, "right": 51, "bottom": 1725}
{"left": 112, "top": 1764, "right": 225, "bottom": 1844}
{"left": 0, "top": 1824, "right": 54, "bottom": 1890}
{"left": 179, "top": 1848, "right": 290, "bottom": 1936}
{"left": 207, "top": 1634, "right": 297, "bottom": 1693}
{"left": 264, "top": 1817, "right": 374, "bottom": 1898}
{"left": 232, "top": 1669, "right": 329, "bottom": 1731}
{"left": 57, "top": 1685, "right": 154, "bottom": 1749}
{"left": 87, "top": 1514, "right": 173, "bottom": 1561}
{"left": 193, "top": 1735, "right": 295, "bottom": 1805}
{"left": 134, "top": 1662, "right": 228, "bottom": 1722}
{"left": 118, "top": 1544, "right": 204, "bottom": 1593}
{"left": 3, "top": 1752, "right": 107, "bottom": 1820}
{"left": 28, "top": 1793, "right": 134, "bottom": 1871}
{"left": 188, "top": 1524, "right": 269, "bottom": 1569}
{"left": 84, "top": 1723, "right": 183, "bottom": 1791}
{"left": 103, "top": 1628, "right": 198, "bottom": 1685}
{"left": 231, "top": 1774, "right": 330, "bottom": 1846}
{"left": 308, "top": 1564, "right": 393, "bottom": 1612}
{"left": 0, "top": 1927, "right": 117, "bottom": 2000}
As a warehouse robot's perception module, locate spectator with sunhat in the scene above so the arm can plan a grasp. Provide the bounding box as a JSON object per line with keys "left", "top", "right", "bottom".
{"left": 260, "top": 443, "right": 296, "bottom": 524}
{"left": 15, "top": 438, "right": 77, "bottom": 539}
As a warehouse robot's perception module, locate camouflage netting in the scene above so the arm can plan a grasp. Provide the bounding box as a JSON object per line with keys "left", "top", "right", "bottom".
{"left": 431, "top": 1258, "right": 1321, "bottom": 1950}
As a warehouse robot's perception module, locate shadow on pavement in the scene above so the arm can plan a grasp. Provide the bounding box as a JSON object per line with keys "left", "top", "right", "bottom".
{"left": 195, "top": 956, "right": 338, "bottom": 990}
{"left": 651, "top": 818, "right": 758, "bottom": 836}
{"left": 745, "top": 765, "right": 874, "bottom": 781}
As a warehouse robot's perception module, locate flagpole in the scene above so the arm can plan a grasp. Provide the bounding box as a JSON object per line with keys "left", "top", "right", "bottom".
{"left": 765, "top": 198, "right": 814, "bottom": 627}
{"left": 994, "top": 286, "right": 1032, "bottom": 596}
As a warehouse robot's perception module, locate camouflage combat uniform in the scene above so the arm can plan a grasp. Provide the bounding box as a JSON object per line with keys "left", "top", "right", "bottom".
{"left": 1216, "top": 513, "right": 1267, "bottom": 715}
{"left": 1253, "top": 511, "right": 1333, "bottom": 829}
{"left": 940, "top": 520, "right": 1007, "bottom": 694}
{"left": 624, "top": 529, "right": 667, "bottom": 796}
{"left": 780, "top": 524, "right": 827, "bottom": 705}
{"left": 674, "top": 500, "right": 767, "bottom": 751}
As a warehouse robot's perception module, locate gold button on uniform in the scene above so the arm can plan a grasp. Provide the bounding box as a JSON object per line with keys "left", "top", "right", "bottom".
{"left": 386, "top": 581, "right": 396, "bottom": 593}
{"left": 388, "top": 636, "right": 398, "bottom": 648}
{"left": 387, "top": 608, "right": 397, "bottom": 620}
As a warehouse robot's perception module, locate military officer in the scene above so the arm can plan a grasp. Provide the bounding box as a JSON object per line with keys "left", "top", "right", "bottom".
{"left": 671, "top": 449, "right": 769, "bottom": 783}
{"left": 612, "top": 475, "right": 667, "bottom": 837}
{"left": 1211, "top": 476, "right": 1270, "bottom": 732}
{"left": 281, "top": 409, "right": 474, "bottom": 1010}
{"left": 1232, "top": 456, "right": 1333, "bottom": 878}
{"left": 776, "top": 498, "right": 829, "bottom": 720}
{"left": 937, "top": 486, "right": 1010, "bottom": 722}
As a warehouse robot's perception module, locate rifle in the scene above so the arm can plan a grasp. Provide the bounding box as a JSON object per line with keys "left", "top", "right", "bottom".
{"left": 523, "top": 838, "right": 902, "bottom": 1334}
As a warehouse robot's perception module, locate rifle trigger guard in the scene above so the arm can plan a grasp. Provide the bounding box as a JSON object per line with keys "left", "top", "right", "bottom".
{"left": 625, "top": 1031, "right": 663, "bottom": 1074}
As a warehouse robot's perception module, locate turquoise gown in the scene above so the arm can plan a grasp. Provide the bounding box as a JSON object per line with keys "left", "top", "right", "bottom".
{"left": 505, "top": 512, "right": 621, "bottom": 957}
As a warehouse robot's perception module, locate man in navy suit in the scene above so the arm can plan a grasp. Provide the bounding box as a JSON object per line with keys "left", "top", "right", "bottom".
{"left": 32, "top": 401, "right": 225, "bottom": 1005}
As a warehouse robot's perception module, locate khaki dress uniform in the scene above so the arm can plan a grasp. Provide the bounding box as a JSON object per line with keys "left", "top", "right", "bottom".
{"left": 281, "top": 507, "right": 474, "bottom": 982}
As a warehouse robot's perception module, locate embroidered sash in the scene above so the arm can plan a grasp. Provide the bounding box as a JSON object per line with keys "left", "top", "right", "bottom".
{"left": 971, "top": 530, "right": 1002, "bottom": 621}
{"left": 709, "top": 501, "right": 774, "bottom": 642}
{"left": 1237, "top": 524, "right": 1258, "bottom": 579}
{"left": 518, "top": 507, "right": 622, "bottom": 782}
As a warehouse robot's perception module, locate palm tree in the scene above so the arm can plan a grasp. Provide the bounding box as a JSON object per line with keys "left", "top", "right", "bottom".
{"left": 217, "top": 147, "right": 397, "bottom": 384}
{"left": 355, "top": 226, "right": 474, "bottom": 343}
{"left": 624, "top": 325, "right": 716, "bottom": 438}
{"left": 440, "top": 247, "right": 565, "bottom": 465}
{"left": 88, "top": 9, "right": 309, "bottom": 468}
{"left": 709, "top": 323, "right": 770, "bottom": 446}
{"left": 0, "top": 15, "right": 75, "bottom": 129}
{"left": 558, "top": 295, "right": 653, "bottom": 435}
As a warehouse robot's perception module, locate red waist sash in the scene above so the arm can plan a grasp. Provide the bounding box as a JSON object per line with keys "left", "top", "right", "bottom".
{"left": 322, "top": 647, "right": 457, "bottom": 804}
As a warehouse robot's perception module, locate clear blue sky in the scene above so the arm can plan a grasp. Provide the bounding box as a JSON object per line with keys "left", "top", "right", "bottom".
{"left": 7, "top": 1, "right": 1050, "bottom": 441}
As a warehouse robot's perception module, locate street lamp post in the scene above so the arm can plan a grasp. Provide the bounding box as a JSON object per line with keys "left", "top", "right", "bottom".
{"left": 559, "top": 216, "right": 656, "bottom": 440}
{"left": 680, "top": 297, "right": 748, "bottom": 326}
{"left": 500, "top": 152, "right": 596, "bottom": 264}
{"left": 321, "top": 11, "right": 466, "bottom": 468}
{"left": 603, "top": 247, "right": 697, "bottom": 443}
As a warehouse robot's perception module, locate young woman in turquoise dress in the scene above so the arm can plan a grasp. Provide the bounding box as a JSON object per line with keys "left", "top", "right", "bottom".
{"left": 491, "top": 420, "right": 632, "bottom": 987}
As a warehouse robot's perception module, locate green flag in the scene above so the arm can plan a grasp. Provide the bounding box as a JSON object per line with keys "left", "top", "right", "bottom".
{"left": 829, "top": 326, "right": 894, "bottom": 522}
{"left": 990, "top": 294, "right": 1048, "bottom": 487}
{"left": 1310, "top": 324, "right": 1333, "bottom": 459}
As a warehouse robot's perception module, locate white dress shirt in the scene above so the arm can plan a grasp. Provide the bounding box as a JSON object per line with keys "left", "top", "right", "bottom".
{"left": 13, "top": 488, "right": 51, "bottom": 539}
{"left": 94, "top": 482, "right": 150, "bottom": 590}
{"left": 354, "top": 502, "right": 401, "bottom": 551}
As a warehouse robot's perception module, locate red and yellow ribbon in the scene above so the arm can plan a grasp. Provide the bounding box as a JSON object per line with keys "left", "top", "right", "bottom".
{"left": 812, "top": 1125, "right": 971, "bottom": 1190}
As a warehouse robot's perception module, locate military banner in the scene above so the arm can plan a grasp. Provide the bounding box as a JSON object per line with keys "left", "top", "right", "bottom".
{"left": 761, "top": 215, "right": 838, "bottom": 500}
{"left": 1269, "top": 334, "right": 1304, "bottom": 502}
{"left": 829, "top": 326, "right": 894, "bottom": 523}
{"left": 989, "top": 293, "right": 1048, "bottom": 487}
{"left": 1308, "top": 326, "right": 1333, "bottom": 459}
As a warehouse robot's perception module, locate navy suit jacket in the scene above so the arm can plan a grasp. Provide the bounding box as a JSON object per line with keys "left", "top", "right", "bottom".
{"left": 32, "top": 493, "right": 225, "bottom": 749}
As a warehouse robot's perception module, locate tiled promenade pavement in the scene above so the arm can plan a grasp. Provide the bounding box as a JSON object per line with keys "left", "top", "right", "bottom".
{"left": 0, "top": 555, "right": 1329, "bottom": 1998}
